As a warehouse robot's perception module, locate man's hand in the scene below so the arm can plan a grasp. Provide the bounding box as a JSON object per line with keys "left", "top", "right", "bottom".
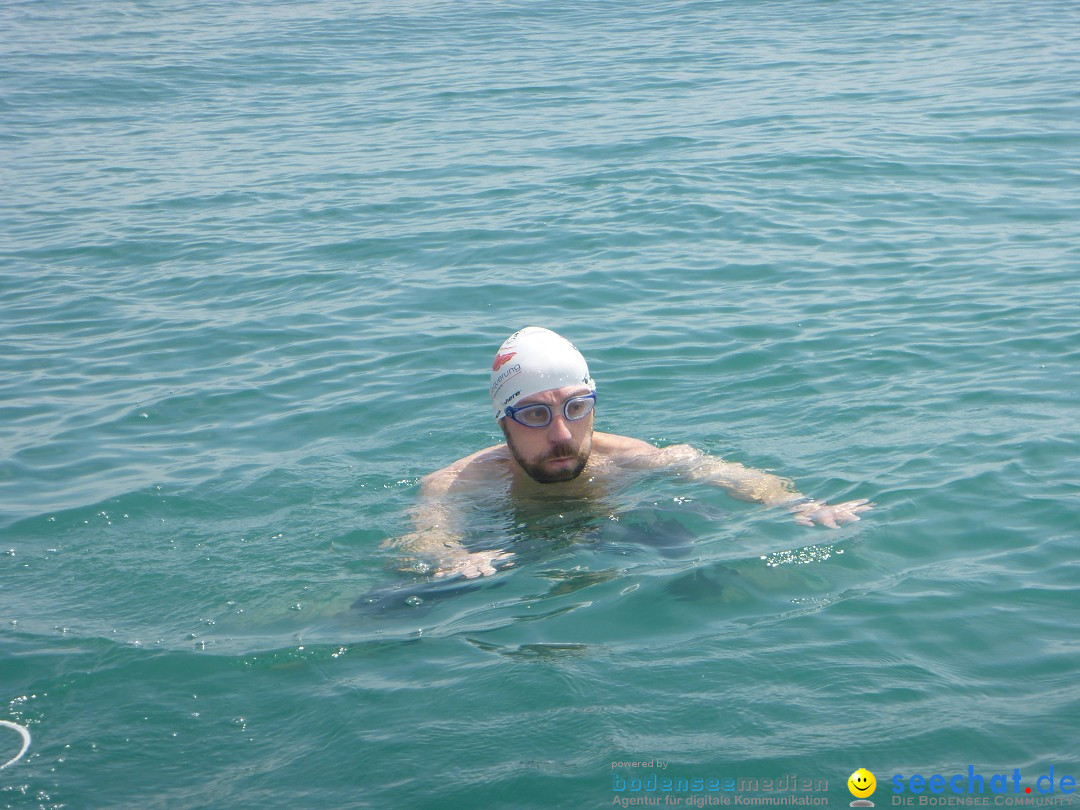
{"left": 386, "top": 528, "right": 514, "bottom": 579}
{"left": 787, "top": 498, "right": 874, "bottom": 528}
{"left": 434, "top": 549, "right": 515, "bottom": 579}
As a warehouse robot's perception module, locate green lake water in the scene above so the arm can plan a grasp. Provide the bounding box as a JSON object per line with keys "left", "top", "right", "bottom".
{"left": 1, "top": 0, "right": 1078, "bottom": 807}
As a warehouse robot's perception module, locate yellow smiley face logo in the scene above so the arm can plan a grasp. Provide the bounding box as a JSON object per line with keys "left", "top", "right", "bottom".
{"left": 848, "top": 768, "right": 877, "bottom": 798}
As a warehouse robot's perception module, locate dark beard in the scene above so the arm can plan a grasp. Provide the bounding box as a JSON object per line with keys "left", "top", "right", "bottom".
{"left": 510, "top": 441, "right": 590, "bottom": 484}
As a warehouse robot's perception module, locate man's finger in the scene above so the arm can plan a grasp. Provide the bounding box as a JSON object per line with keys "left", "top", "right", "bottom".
{"left": 818, "top": 512, "right": 840, "bottom": 529}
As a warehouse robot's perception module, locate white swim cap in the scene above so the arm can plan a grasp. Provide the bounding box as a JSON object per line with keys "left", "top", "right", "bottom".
{"left": 490, "top": 327, "right": 596, "bottom": 420}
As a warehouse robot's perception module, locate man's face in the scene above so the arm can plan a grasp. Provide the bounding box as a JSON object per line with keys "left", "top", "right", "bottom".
{"left": 501, "top": 386, "right": 594, "bottom": 484}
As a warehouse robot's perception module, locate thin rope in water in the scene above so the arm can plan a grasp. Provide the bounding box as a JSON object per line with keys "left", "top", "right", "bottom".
{"left": 0, "top": 720, "right": 31, "bottom": 770}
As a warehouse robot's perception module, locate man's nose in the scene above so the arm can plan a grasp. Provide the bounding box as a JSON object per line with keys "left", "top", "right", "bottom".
{"left": 547, "top": 414, "right": 573, "bottom": 442}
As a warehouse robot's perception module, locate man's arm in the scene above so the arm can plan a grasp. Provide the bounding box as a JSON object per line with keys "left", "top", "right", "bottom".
{"left": 603, "top": 435, "right": 872, "bottom": 528}
{"left": 382, "top": 446, "right": 514, "bottom": 579}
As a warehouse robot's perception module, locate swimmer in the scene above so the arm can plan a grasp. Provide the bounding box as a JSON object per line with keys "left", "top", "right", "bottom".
{"left": 389, "top": 326, "right": 873, "bottom": 579}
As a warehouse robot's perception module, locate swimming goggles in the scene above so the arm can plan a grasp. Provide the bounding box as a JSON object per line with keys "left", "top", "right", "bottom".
{"left": 504, "top": 393, "right": 596, "bottom": 428}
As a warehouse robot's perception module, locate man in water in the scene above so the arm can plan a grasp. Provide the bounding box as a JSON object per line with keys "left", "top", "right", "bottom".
{"left": 392, "top": 327, "right": 872, "bottom": 579}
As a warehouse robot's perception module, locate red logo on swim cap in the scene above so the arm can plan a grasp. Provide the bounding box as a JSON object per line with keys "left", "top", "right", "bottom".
{"left": 492, "top": 351, "right": 516, "bottom": 371}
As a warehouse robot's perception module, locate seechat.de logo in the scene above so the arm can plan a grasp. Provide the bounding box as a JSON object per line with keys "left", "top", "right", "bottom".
{"left": 850, "top": 769, "right": 878, "bottom": 807}
{"left": 890, "top": 766, "right": 1078, "bottom": 801}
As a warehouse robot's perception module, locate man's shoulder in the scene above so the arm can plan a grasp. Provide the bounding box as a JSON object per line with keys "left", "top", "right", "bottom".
{"left": 592, "top": 431, "right": 660, "bottom": 457}
{"left": 420, "top": 443, "right": 510, "bottom": 493}
{"left": 591, "top": 433, "right": 701, "bottom": 471}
